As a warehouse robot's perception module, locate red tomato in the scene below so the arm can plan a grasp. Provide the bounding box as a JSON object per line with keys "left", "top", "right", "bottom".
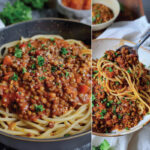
{"left": 3, "top": 56, "right": 12, "bottom": 65}
{"left": 79, "top": 84, "right": 89, "bottom": 94}
{"left": 35, "top": 50, "right": 42, "bottom": 55}
{"left": 19, "top": 43, "right": 26, "bottom": 48}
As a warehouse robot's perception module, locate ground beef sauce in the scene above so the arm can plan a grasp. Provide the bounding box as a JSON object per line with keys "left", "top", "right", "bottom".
{"left": 0, "top": 37, "right": 91, "bottom": 122}
{"left": 92, "top": 3, "right": 114, "bottom": 24}
{"left": 92, "top": 48, "right": 148, "bottom": 133}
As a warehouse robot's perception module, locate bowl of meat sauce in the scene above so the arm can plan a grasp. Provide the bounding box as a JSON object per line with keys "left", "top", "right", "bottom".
{"left": 92, "top": 0, "right": 120, "bottom": 31}
{"left": 56, "top": 0, "right": 91, "bottom": 19}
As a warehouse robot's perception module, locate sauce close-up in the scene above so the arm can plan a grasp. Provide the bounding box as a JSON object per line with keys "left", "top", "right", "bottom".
{"left": 0, "top": 37, "right": 91, "bottom": 123}
{"left": 92, "top": 3, "right": 114, "bottom": 25}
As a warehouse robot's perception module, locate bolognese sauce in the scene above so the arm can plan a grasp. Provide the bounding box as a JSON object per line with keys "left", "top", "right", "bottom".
{"left": 92, "top": 3, "right": 114, "bottom": 24}
{"left": 92, "top": 47, "right": 150, "bottom": 133}
{"left": 0, "top": 37, "right": 91, "bottom": 122}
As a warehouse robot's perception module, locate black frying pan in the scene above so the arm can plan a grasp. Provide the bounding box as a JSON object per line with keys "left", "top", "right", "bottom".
{"left": 0, "top": 18, "right": 91, "bottom": 150}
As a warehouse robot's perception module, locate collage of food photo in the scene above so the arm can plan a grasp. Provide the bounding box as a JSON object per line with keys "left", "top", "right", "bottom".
{"left": 0, "top": 0, "right": 149, "bottom": 150}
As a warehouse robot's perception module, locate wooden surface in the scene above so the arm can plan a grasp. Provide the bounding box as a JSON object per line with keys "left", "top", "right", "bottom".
{"left": 93, "top": 0, "right": 144, "bottom": 39}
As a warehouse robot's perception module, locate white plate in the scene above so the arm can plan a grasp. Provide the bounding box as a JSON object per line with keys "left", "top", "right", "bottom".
{"left": 92, "top": 38, "right": 150, "bottom": 137}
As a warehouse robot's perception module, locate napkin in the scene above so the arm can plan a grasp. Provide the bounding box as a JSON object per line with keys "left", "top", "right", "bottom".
{"left": 93, "top": 16, "right": 150, "bottom": 150}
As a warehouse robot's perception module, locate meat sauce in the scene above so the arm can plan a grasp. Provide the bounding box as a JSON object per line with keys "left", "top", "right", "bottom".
{"left": 92, "top": 3, "right": 114, "bottom": 24}
{"left": 92, "top": 47, "right": 149, "bottom": 133}
{"left": 0, "top": 37, "right": 91, "bottom": 122}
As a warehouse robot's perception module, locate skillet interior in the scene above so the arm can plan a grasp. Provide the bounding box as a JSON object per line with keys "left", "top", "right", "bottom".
{"left": 0, "top": 18, "right": 91, "bottom": 149}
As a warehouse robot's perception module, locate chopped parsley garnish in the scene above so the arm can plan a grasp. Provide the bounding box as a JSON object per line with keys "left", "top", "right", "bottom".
{"left": 92, "top": 103, "right": 94, "bottom": 107}
{"left": 127, "top": 69, "right": 131, "bottom": 73}
{"left": 93, "top": 70, "right": 98, "bottom": 74}
{"left": 114, "top": 52, "right": 118, "bottom": 56}
{"left": 101, "top": 98, "right": 107, "bottom": 103}
{"left": 37, "top": 56, "right": 44, "bottom": 66}
{"left": 92, "top": 94, "right": 96, "bottom": 101}
{"left": 106, "top": 67, "right": 113, "bottom": 72}
{"left": 43, "top": 69, "right": 47, "bottom": 72}
{"left": 113, "top": 106, "right": 116, "bottom": 114}
{"left": 96, "top": 14, "right": 100, "bottom": 18}
{"left": 65, "top": 72, "right": 69, "bottom": 78}
{"left": 147, "top": 81, "right": 150, "bottom": 85}
{"left": 22, "top": 68, "right": 27, "bottom": 74}
{"left": 59, "top": 64, "right": 63, "bottom": 68}
{"left": 28, "top": 47, "right": 36, "bottom": 53}
{"left": 31, "top": 64, "right": 36, "bottom": 69}
{"left": 35, "top": 105, "right": 45, "bottom": 112}
{"left": 14, "top": 48, "right": 22, "bottom": 58}
{"left": 92, "top": 17, "right": 96, "bottom": 22}
{"left": 118, "top": 114, "right": 122, "bottom": 119}
{"left": 103, "top": 54, "right": 108, "bottom": 58}
{"left": 125, "top": 127, "right": 129, "bottom": 130}
{"left": 100, "top": 76, "right": 103, "bottom": 81}
{"left": 28, "top": 42, "right": 31, "bottom": 48}
{"left": 39, "top": 76, "right": 46, "bottom": 81}
{"left": 41, "top": 44, "right": 45, "bottom": 47}
{"left": 115, "top": 81, "right": 119, "bottom": 85}
{"left": 55, "top": 83, "right": 59, "bottom": 86}
{"left": 60, "top": 47, "right": 68, "bottom": 55}
{"left": 100, "top": 109, "right": 107, "bottom": 117}
{"left": 64, "top": 134, "right": 70, "bottom": 137}
{"left": 50, "top": 38, "right": 55, "bottom": 42}
{"left": 51, "top": 66, "right": 57, "bottom": 73}
{"left": 10, "top": 73, "right": 18, "bottom": 81}
{"left": 117, "top": 101, "right": 121, "bottom": 105}
{"left": 70, "top": 55, "right": 77, "bottom": 59}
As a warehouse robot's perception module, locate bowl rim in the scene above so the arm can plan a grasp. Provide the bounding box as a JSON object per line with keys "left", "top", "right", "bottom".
{"left": 0, "top": 18, "right": 91, "bottom": 142}
{"left": 57, "top": 0, "right": 91, "bottom": 12}
{"left": 91, "top": 0, "right": 120, "bottom": 27}
{"left": 92, "top": 38, "right": 150, "bottom": 137}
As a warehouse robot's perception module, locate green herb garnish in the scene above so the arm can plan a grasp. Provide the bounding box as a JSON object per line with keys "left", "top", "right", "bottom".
{"left": 92, "top": 94, "right": 96, "bottom": 101}
{"left": 60, "top": 47, "right": 68, "bottom": 55}
{"left": 127, "top": 69, "right": 131, "bottom": 73}
{"left": 65, "top": 72, "right": 69, "bottom": 78}
{"left": 14, "top": 48, "right": 22, "bottom": 58}
{"left": 31, "top": 64, "right": 36, "bottom": 69}
{"left": 35, "top": 105, "right": 45, "bottom": 112}
{"left": 64, "top": 134, "right": 70, "bottom": 137}
{"left": 51, "top": 66, "right": 57, "bottom": 73}
{"left": 37, "top": 56, "right": 44, "bottom": 66}
{"left": 28, "top": 42, "right": 31, "bottom": 48}
{"left": 22, "top": 68, "right": 27, "bottom": 74}
{"left": 10, "top": 73, "right": 18, "bottom": 81}
{"left": 106, "top": 67, "right": 113, "bottom": 72}
{"left": 39, "top": 76, "right": 46, "bottom": 81}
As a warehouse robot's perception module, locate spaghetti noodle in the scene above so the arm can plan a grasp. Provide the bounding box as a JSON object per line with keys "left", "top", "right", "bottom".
{"left": 0, "top": 35, "right": 91, "bottom": 138}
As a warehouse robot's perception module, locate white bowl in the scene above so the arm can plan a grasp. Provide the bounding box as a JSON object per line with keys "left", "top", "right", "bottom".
{"left": 56, "top": 0, "right": 91, "bottom": 20}
{"left": 92, "top": 0, "right": 120, "bottom": 31}
{"left": 92, "top": 38, "right": 150, "bottom": 137}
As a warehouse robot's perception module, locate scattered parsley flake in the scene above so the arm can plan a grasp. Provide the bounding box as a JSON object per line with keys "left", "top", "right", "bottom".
{"left": 22, "top": 68, "right": 27, "bottom": 74}
{"left": 60, "top": 47, "right": 68, "bottom": 55}
{"left": 10, "top": 73, "right": 18, "bottom": 81}
{"left": 37, "top": 56, "right": 44, "bottom": 66}
{"left": 35, "top": 105, "right": 45, "bottom": 112}
{"left": 14, "top": 48, "right": 22, "bottom": 58}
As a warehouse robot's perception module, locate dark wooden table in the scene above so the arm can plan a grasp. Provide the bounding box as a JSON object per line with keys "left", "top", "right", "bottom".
{"left": 92, "top": 0, "right": 144, "bottom": 39}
